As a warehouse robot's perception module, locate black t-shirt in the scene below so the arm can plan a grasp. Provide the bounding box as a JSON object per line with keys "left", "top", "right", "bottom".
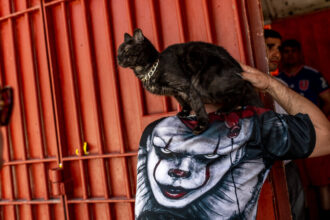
{"left": 277, "top": 66, "right": 330, "bottom": 106}
{"left": 135, "top": 106, "right": 315, "bottom": 220}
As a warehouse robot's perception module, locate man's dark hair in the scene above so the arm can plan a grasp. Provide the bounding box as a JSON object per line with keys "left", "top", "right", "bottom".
{"left": 281, "top": 39, "right": 301, "bottom": 51}
{"left": 264, "top": 29, "right": 282, "bottom": 40}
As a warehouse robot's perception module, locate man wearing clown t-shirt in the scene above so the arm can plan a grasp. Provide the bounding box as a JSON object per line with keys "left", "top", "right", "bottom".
{"left": 134, "top": 63, "right": 330, "bottom": 220}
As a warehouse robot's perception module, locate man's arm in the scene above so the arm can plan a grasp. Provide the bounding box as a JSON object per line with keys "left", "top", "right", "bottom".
{"left": 240, "top": 63, "right": 330, "bottom": 158}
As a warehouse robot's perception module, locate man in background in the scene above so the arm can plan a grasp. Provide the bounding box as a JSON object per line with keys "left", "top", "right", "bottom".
{"left": 277, "top": 39, "right": 330, "bottom": 117}
{"left": 264, "top": 29, "right": 282, "bottom": 75}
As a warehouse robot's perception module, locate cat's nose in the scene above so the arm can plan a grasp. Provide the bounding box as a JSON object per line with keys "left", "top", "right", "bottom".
{"left": 168, "top": 169, "right": 191, "bottom": 178}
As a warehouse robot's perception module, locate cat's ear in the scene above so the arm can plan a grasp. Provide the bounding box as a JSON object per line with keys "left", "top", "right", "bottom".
{"left": 133, "top": 28, "right": 144, "bottom": 42}
{"left": 124, "top": 33, "right": 132, "bottom": 42}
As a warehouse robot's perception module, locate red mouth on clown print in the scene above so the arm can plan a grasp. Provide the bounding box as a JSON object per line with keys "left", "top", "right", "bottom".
{"left": 160, "top": 185, "right": 190, "bottom": 199}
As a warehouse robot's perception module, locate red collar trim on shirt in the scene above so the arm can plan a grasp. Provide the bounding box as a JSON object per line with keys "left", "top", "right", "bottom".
{"left": 283, "top": 65, "right": 304, "bottom": 77}
{"left": 180, "top": 106, "right": 270, "bottom": 131}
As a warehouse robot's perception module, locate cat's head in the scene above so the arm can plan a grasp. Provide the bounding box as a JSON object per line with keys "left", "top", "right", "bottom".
{"left": 117, "top": 29, "right": 158, "bottom": 69}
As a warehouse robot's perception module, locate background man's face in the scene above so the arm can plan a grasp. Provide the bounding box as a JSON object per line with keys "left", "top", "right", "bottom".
{"left": 265, "top": 37, "right": 281, "bottom": 72}
{"left": 281, "top": 46, "right": 301, "bottom": 66}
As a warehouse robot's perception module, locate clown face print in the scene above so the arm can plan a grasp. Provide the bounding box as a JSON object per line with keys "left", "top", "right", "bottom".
{"left": 145, "top": 116, "right": 252, "bottom": 208}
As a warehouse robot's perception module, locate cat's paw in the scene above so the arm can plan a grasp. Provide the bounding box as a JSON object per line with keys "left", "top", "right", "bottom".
{"left": 193, "top": 121, "right": 209, "bottom": 135}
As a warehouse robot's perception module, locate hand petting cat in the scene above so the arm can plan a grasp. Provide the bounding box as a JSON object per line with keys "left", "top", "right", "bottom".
{"left": 240, "top": 63, "right": 271, "bottom": 91}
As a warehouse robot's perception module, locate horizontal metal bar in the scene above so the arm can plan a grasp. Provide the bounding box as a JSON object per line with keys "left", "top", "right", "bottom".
{"left": 1, "top": 151, "right": 138, "bottom": 166}
{"left": 0, "top": 0, "right": 71, "bottom": 23}
{"left": 0, "top": 199, "right": 60, "bottom": 205}
{"left": 2, "top": 157, "right": 57, "bottom": 166}
{"left": 0, "top": 6, "right": 39, "bottom": 22}
{"left": 0, "top": 197, "right": 135, "bottom": 205}
{"left": 44, "top": 0, "right": 71, "bottom": 7}
{"left": 62, "top": 151, "right": 138, "bottom": 162}
{"left": 67, "top": 197, "right": 135, "bottom": 204}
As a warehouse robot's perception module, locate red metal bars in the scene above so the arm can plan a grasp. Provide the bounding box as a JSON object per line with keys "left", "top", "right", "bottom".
{"left": 100, "top": 2, "right": 136, "bottom": 217}
{"left": 0, "top": 0, "right": 71, "bottom": 219}
{"left": 21, "top": 3, "right": 51, "bottom": 219}
{"left": 2, "top": 0, "right": 32, "bottom": 218}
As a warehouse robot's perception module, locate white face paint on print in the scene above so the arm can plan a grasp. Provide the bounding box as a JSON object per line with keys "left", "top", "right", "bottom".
{"left": 146, "top": 116, "right": 252, "bottom": 208}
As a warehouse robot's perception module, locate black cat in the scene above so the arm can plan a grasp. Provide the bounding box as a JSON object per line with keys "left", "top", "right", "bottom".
{"left": 117, "top": 29, "right": 262, "bottom": 134}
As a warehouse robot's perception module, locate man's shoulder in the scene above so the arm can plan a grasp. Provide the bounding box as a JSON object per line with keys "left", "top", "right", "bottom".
{"left": 278, "top": 66, "right": 320, "bottom": 79}
{"left": 277, "top": 71, "right": 287, "bottom": 78}
{"left": 300, "top": 65, "right": 321, "bottom": 76}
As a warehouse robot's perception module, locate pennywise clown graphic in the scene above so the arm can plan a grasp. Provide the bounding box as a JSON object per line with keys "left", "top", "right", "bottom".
{"left": 135, "top": 115, "right": 270, "bottom": 220}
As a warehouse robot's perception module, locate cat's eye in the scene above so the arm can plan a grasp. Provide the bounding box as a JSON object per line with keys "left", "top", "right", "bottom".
{"left": 160, "top": 148, "right": 172, "bottom": 154}
{"left": 204, "top": 154, "right": 219, "bottom": 159}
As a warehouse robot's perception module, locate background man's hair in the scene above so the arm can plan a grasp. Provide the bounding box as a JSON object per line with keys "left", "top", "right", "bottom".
{"left": 264, "top": 29, "right": 282, "bottom": 40}
{"left": 281, "top": 39, "right": 301, "bottom": 51}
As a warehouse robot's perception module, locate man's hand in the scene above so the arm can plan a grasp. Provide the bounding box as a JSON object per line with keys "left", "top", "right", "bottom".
{"left": 240, "top": 63, "right": 271, "bottom": 91}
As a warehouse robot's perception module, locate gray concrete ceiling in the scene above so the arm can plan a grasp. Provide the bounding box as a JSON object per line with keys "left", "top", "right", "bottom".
{"left": 262, "top": 0, "right": 330, "bottom": 24}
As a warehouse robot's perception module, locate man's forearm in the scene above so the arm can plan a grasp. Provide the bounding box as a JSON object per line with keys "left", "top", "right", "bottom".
{"left": 266, "top": 77, "right": 330, "bottom": 157}
{"left": 267, "top": 78, "right": 316, "bottom": 115}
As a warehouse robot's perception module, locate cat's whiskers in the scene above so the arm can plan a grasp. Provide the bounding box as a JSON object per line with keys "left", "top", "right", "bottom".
{"left": 142, "top": 59, "right": 159, "bottom": 82}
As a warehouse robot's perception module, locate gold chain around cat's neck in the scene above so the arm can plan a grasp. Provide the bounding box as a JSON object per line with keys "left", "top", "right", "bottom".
{"left": 142, "top": 59, "right": 159, "bottom": 82}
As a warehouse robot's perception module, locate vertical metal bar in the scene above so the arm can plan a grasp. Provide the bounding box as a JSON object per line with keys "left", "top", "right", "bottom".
{"left": 57, "top": 5, "right": 92, "bottom": 220}
{"left": 241, "top": 0, "right": 291, "bottom": 219}
{"left": 201, "top": 0, "right": 214, "bottom": 43}
{"left": 245, "top": 0, "right": 274, "bottom": 109}
{"left": 245, "top": 0, "right": 268, "bottom": 73}
{"left": 175, "top": 0, "right": 186, "bottom": 43}
{"left": 235, "top": 0, "right": 254, "bottom": 65}
{"left": 6, "top": 2, "right": 33, "bottom": 218}
{"left": 99, "top": 1, "right": 118, "bottom": 218}
{"left": 103, "top": 0, "right": 134, "bottom": 217}
{"left": 122, "top": 0, "right": 139, "bottom": 217}
{"left": 39, "top": 0, "right": 68, "bottom": 219}
{"left": 124, "top": 0, "right": 138, "bottom": 195}
{"left": 269, "top": 162, "right": 292, "bottom": 220}
{"left": 174, "top": 0, "right": 186, "bottom": 111}
{"left": 122, "top": 0, "right": 146, "bottom": 119}
{"left": 22, "top": 0, "right": 50, "bottom": 218}
{"left": 79, "top": 0, "right": 111, "bottom": 218}
{"left": 39, "top": 0, "right": 64, "bottom": 169}
{"left": 148, "top": 0, "right": 169, "bottom": 113}
{"left": 61, "top": 195, "right": 69, "bottom": 220}
{"left": 232, "top": 0, "right": 248, "bottom": 62}
{"left": 0, "top": 130, "right": 16, "bottom": 220}
{"left": 59, "top": 0, "right": 89, "bottom": 199}
{"left": 0, "top": 11, "right": 17, "bottom": 220}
